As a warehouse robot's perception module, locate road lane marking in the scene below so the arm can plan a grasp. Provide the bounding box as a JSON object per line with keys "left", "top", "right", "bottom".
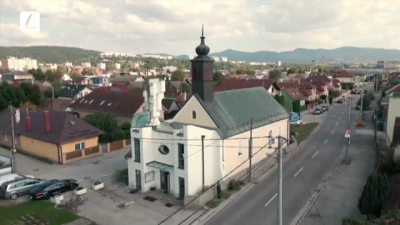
{"left": 101, "top": 173, "right": 114, "bottom": 177}
{"left": 294, "top": 167, "right": 303, "bottom": 177}
{"left": 331, "top": 130, "right": 334, "bottom": 134}
{"left": 324, "top": 139, "right": 328, "bottom": 145}
{"left": 265, "top": 193, "right": 278, "bottom": 207}
{"left": 312, "top": 151, "right": 319, "bottom": 158}
{"left": 335, "top": 122, "right": 338, "bottom": 126}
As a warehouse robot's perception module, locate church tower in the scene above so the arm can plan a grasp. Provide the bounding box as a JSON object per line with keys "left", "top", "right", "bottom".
{"left": 191, "top": 25, "right": 214, "bottom": 102}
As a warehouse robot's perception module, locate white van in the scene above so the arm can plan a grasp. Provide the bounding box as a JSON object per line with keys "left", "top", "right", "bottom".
{"left": 0, "top": 174, "right": 34, "bottom": 186}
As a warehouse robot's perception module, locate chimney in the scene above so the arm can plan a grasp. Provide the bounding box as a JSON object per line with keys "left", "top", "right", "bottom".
{"left": 15, "top": 109, "right": 20, "bottom": 124}
{"left": 25, "top": 117, "right": 31, "bottom": 132}
{"left": 44, "top": 111, "right": 50, "bottom": 133}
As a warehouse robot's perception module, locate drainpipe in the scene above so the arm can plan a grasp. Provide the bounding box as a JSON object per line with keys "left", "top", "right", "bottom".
{"left": 57, "top": 144, "right": 63, "bottom": 164}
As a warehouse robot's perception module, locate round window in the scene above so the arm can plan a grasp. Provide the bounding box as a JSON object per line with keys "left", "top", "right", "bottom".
{"left": 158, "top": 145, "right": 170, "bottom": 155}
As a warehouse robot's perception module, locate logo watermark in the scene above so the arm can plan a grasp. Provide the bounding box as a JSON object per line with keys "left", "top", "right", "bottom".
{"left": 20, "top": 11, "right": 40, "bottom": 33}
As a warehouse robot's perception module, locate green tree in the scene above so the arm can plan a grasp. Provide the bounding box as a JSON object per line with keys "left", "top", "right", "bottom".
{"left": 320, "top": 95, "right": 327, "bottom": 100}
{"left": 81, "top": 68, "right": 93, "bottom": 75}
{"left": 358, "top": 173, "right": 390, "bottom": 217}
{"left": 44, "top": 70, "right": 54, "bottom": 81}
{"left": 70, "top": 73, "right": 80, "bottom": 80}
{"left": 28, "top": 68, "right": 45, "bottom": 81}
{"left": 213, "top": 71, "right": 226, "bottom": 84}
{"left": 269, "top": 70, "right": 282, "bottom": 80}
{"left": 329, "top": 90, "right": 341, "bottom": 99}
{"left": 329, "top": 97, "right": 333, "bottom": 105}
{"left": 83, "top": 113, "right": 120, "bottom": 143}
{"left": 356, "top": 98, "right": 371, "bottom": 110}
{"left": 0, "top": 81, "right": 26, "bottom": 109}
{"left": 180, "top": 83, "right": 191, "bottom": 93}
{"left": 171, "top": 70, "right": 185, "bottom": 81}
{"left": 20, "top": 83, "right": 41, "bottom": 105}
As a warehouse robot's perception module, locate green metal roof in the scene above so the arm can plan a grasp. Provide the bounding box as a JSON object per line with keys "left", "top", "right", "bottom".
{"left": 195, "top": 87, "right": 290, "bottom": 138}
{"left": 131, "top": 112, "right": 149, "bottom": 128}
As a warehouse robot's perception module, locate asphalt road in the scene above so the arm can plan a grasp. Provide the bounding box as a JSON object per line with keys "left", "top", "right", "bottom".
{"left": 206, "top": 96, "right": 361, "bottom": 225}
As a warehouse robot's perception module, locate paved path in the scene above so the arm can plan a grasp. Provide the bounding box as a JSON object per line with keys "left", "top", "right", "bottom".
{"left": 205, "top": 95, "right": 358, "bottom": 225}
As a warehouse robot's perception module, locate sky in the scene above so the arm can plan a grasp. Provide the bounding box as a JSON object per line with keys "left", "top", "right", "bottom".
{"left": 0, "top": 0, "right": 399, "bottom": 56}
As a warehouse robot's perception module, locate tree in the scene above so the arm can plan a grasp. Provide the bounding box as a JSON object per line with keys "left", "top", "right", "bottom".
{"left": 28, "top": 68, "right": 45, "bottom": 81}
{"left": 44, "top": 70, "right": 54, "bottom": 81}
{"left": 269, "top": 70, "right": 281, "bottom": 80}
{"left": 83, "top": 113, "right": 120, "bottom": 143}
{"left": 357, "top": 98, "right": 371, "bottom": 110}
{"left": 213, "top": 71, "right": 226, "bottom": 84}
{"left": 292, "top": 100, "right": 301, "bottom": 115}
{"left": 0, "top": 81, "right": 26, "bottom": 109}
{"left": 54, "top": 67, "right": 64, "bottom": 81}
{"left": 19, "top": 101, "right": 37, "bottom": 110}
{"left": 81, "top": 68, "right": 93, "bottom": 75}
{"left": 329, "top": 97, "right": 333, "bottom": 105}
{"left": 320, "top": 95, "right": 327, "bottom": 100}
{"left": 20, "top": 83, "right": 41, "bottom": 105}
{"left": 236, "top": 68, "right": 255, "bottom": 76}
{"left": 329, "top": 90, "right": 341, "bottom": 99}
{"left": 70, "top": 73, "right": 80, "bottom": 79}
{"left": 171, "top": 70, "right": 185, "bottom": 81}
{"left": 180, "top": 83, "right": 191, "bottom": 93}
{"left": 358, "top": 174, "right": 390, "bottom": 217}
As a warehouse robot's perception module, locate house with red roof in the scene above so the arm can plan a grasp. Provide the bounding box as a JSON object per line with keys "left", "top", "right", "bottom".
{"left": 327, "top": 70, "right": 355, "bottom": 83}
{"left": 215, "top": 79, "right": 280, "bottom": 96}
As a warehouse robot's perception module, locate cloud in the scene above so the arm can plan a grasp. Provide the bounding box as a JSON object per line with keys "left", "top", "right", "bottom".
{"left": 0, "top": 0, "right": 400, "bottom": 55}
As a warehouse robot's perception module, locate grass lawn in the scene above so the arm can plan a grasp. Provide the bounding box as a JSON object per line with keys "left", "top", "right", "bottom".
{"left": 0, "top": 201, "right": 79, "bottom": 225}
{"left": 291, "top": 122, "right": 319, "bottom": 144}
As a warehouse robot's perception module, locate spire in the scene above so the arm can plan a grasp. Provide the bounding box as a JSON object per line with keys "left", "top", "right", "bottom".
{"left": 195, "top": 25, "right": 210, "bottom": 56}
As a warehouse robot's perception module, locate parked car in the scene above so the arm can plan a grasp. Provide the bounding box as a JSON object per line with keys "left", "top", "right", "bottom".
{"left": 313, "top": 108, "right": 322, "bottom": 115}
{"left": 336, "top": 99, "right": 343, "bottom": 103}
{"left": 321, "top": 105, "right": 329, "bottom": 111}
{"left": 290, "top": 112, "right": 302, "bottom": 126}
{"left": 0, "top": 174, "right": 34, "bottom": 186}
{"left": 29, "top": 179, "right": 79, "bottom": 200}
{"left": 0, "top": 178, "right": 44, "bottom": 200}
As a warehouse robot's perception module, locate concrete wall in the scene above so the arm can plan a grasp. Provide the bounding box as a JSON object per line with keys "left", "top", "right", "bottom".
{"left": 172, "top": 97, "right": 217, "bottom": 129}
{"left": 19, "top": 135, "right": 59, "bottom": 162}
{"left": 61, "top": 137, "right": 99, "bottom": 153}
{"left": 387, "top": 97, "right": 400, "bottom": 143}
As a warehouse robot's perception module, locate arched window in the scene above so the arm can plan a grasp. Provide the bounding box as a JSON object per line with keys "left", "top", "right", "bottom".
{"left": 269, "top": 130, "right": 273, "bottom": 148}
{"left": 192, "top": 111, "right": 196, "bottom": 119}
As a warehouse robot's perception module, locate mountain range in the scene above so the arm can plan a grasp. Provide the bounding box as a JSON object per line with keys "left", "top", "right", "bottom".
{"left": 2, "top": 46, "right": 400, "bottom": 64}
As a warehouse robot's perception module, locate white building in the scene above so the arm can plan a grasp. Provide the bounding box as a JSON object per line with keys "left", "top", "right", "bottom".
{"left": 2, "top": 57, "right": 38, "bottom": 71}
{"left": 115, "top": 63, "right": 121, "bottom": 69}
{"left": 213, "top": 56, "right": 220, "bottom": 62}
{"left": 39, "top": 63, "right": 58, "bottom": 72}
{"left": 97, "top": 63, "right": 106, "bottom": 70}
{"left": 63, "top": 62, "right": 73, "bottom": 67}
{"left": 162, "top": 66, "right": 177, "bottom": 73}
{"left": 131, "top": 62, "right": 140, "bottom": 69}
{"left": 221, "top": 57, "right": 228, "bottom": 62}
{"left": 81, "top": 62, "right": 91, "bottom": 68}
{"left": 127, "top": 33, "right": 289, "bottom": 202}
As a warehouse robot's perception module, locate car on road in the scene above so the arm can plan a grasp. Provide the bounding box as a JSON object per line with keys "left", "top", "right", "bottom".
{"left": 29, "top": 179, "right": 79, "bottom": 200}
{"left": 336, "top": 99, "right": 343, "bottom": 103}
{"left": 0, "top": 177, "right": 44, "bottom": 200}
{"left": 290, "top": 119, "right": 303, "bottom": 126}
{"left": 313, "top": 108, "right": 322, "bottom": 115}
{"left": 321, "top": 105, "right": 329, "bottom": 111}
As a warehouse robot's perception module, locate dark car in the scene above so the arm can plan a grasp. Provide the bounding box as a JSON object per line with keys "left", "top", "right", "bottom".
{"left": 29, "top": 179, "right": 78, "bottom": 200}
{"left": 321, "top": 105, "right": 329, "bottom": 111}
{"left": 336, "top": 99, "right": 343, "bottom": 103}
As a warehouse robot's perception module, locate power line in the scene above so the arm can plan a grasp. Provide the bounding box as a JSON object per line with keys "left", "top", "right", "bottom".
{"left": 131, "top": 135, "right": 272, "bottom": 141}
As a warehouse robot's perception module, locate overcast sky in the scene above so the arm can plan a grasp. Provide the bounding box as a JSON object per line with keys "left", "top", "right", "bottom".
{"left": 1, "top": 0, "right": 399, "bottom": 56}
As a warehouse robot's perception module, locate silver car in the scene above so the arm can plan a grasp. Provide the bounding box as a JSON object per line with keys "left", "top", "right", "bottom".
{"left": 0, "top": 178, "right": 44, "bottom": 200}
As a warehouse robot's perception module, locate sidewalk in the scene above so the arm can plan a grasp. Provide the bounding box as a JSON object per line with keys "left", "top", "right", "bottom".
{"left": 299, "top": 98, "right": 377, "bottom": 225}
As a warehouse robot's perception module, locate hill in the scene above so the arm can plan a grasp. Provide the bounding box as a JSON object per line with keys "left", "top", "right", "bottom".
{"left": 0, "top": 46, "right": 100, "bottom": 64}
{"left": 209, "top": 47, "right": 400, "bottom": 63}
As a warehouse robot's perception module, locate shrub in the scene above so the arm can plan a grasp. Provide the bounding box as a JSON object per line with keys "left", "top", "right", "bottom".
{"left": 315, "top": 98, "right": 323, "bottom": 105}
{"left": 228, "top": 179, "right": 241, "bottom": 191}
{"left": 358, "top": 173, "right": 390, "bottom": 217}
{"left": 120, "top": 122, "right": 131, "bottom": 130}
{"left": 216, "top": 181, "right": 222, "bottom": 199}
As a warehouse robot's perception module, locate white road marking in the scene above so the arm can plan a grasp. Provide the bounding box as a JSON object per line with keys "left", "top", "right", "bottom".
{"left": 101, "top": 173, "right": 114, "bottom": 177}
{"left": 335, "top": 122, "right": 338, "bottom": 126}
{"left": 323, "top": 139, "right": 328, "bottom": 145}
{"left": 331, "top": 130, "right": 334, "bottom": 134}
{"left": 312, "top": 151, "right": 319, "bottom": 158}
{"left": 265, "top": 193, "right": 278, "bottom": 207}
{"left": 294, "top": 167, "right": 304, "bottom": 177}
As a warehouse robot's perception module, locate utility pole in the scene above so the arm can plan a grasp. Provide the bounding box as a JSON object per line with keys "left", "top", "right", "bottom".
{"left": 360, "top": 85, "right": 364, "bottom": 118}
{"left": 248, "top": 118, "right": 253, "bottom": 181}
{"left": 345, "top": 97, "right": 351, "bottom": 163}
{"left": 201, "top": 135, "right": 205, "bottom": 192}
{"left": 277, "top": 134, "right": 283, "bottom": 225}
{"left": 9, "top": 106, "right": 17, "bottom": 173}
{"left": 51, "top": 85, "right": 55, "bottom": 110}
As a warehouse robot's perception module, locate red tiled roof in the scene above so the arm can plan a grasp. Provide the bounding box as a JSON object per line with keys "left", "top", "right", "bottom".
{"left": 215, "top": 79, "right": 275, "bottom": 92}
{"left": 69, "top": 88, "right": 144, "bottom": 117}
{"left": 327, "top": 70, "right": 353, "bottom": 78}
{"left": 301, "top": 82, "right": 316, "bottom": 90}
{"left": 331, "top": 78, "right": 341, "bottom": 84}
{"left": 283, "top": 88, "right": 308, "bottom": 100}
{"left": 304, "top": 75, "right": 331, "bottom": 83}
{"left": 277, "top": 82, "right": 299, "bottom": 90}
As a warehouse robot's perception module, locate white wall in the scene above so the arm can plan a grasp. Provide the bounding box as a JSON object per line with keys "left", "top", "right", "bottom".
{"left": 387, "top": 97, "right": 400, "bottom": 143}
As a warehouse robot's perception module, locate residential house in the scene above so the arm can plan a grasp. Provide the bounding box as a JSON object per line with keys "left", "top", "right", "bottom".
{"left": 72, "top": 76, "right": 92, "bottom": 85}
{"left": 310, "top": 80, "right": 329, "bottom": 97}
{"left": 304, "top": 75, "right": 332, "bottom": 88}
{"left": 68, "top": 86, "right": 157, "bottom": 124}
{"left": 61, "top": 74, "right": 73, "bottom": 83}
{"left": 387, "top": 94, "right": 400, "bottom": 147}
{"left": 215, "top": 79, "right": 280, "bottom": 96}
{"left": 281, "top": 88, "right": 307, "bottom": 111}
{"left": 126, "top": 32, "right": 289, "bottom": 201}
{"left": 111, "top": 76, "right": 143, "bottom": 86}
{"left": 33, "top": 81, "right": 52, "bottom": 92}
{"left": 1, "top": 71, "right": 34, "bottom": 84}
{"left": 327, "top": 70, "right": 355, "bottom": 83}
{"left": 162, "top": 99, "right": 180, "bottom": 119}
{"left": 300, "top": 82, "right": 318, "bottom": 101}
{"left": 330, "top": 78, "right": 342, "bottom": 91}
{"left": 90, "top": 76, "right": 110, "bottom": 87}
{"left": 0, "top": 110, "right": 103, "bottom": 164}
{"left": 59, "top": 85, "right": 92, "bottom": 100}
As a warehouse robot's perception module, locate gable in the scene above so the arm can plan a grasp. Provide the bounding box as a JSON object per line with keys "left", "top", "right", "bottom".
{"left": 172, "top": 96, "right": 217, "bottom": 129}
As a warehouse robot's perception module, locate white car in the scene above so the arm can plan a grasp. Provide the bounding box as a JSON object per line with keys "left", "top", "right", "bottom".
{"left": 0, "top": 174, "right": 34, "bottom": 186}
{"left": 290, "top": 119, "right": 303, "bottom": 126}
